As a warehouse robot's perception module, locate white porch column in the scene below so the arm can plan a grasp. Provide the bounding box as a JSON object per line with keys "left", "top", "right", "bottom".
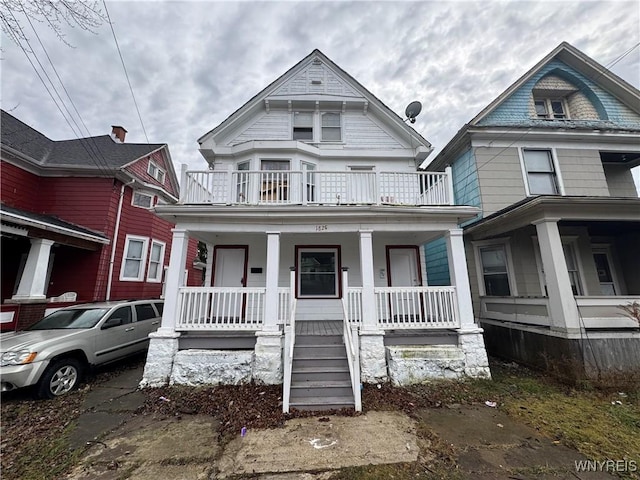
{"left": 359, "top": 230, "right": 377, "bottom": 331}
{"left": 445, "top": 228, "right": 475, "bottom": 330}
{"left": 204, "top": 242, "right": 214, "bottom": 286}
{"left": 358, "top": 230, "right": 387, "bottom": 383}
{"left": 141, "top": 228, "right": 188, "bottom": 388}
{"left": 534, "top": 219, "right": 581, "bottom": 332}
{"left": 253, "top": 231, "right": 283, "bottom": 385}
{"left": 12, "top": 238, "right": 54, "bottom": 301}
{"left": 263, "top": 231, "right": 281, "bottom": 332}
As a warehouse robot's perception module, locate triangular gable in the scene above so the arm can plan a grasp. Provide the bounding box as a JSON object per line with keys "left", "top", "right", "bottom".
{"left": 471, "top": 42, "right": 640, "bottom": 127}
{"left": 121, "top": 145, "right": 180, "bottom": 201}
{"left": 198, "top": 49, "right": 431, "bottom": 151}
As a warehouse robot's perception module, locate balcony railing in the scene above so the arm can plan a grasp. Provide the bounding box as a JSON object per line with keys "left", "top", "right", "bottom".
{"left": 181, "top": 169, "right": 452, "bottom": 206}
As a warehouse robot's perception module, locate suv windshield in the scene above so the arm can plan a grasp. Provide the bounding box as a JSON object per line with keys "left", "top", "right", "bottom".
{"left": 28, "top": 308, "right": 109, "bottom": 330}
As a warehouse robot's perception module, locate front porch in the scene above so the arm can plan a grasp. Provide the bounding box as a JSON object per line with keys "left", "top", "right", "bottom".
{"left": 140, "top": 209, "right": 491, "bottom": 410}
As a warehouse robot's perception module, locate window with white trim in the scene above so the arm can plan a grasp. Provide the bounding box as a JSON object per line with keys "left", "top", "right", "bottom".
{"left": 321, "top": 112, "right": 341, "bottom": 141}
{"left": 293, "top": 112, "right": 313, "bottom": 141}
{"left": 473, "top": 240, "right": 516, "bottom": 297}
{"left": 534, "top": 98, "right": 568, "bottom": 119}
{"left": 120, "top": 235, "right": 149, "bottom": 281}
{"left": 147, "top": 161, "right": 166, "bottom": 184}
{"left": 132, "top": 191, "right": 153, "bottom": 209}
{"left": 532, "top": 236, "right": 584, "bottom": 296}
{"left": 297, "top": 248, "right": 339, "bottom": 298}
{"left": 147, "top": 240, "right": 165, "bottom": 282}
{"left": 522, "top": 149, "right": 560, "bottom": 195}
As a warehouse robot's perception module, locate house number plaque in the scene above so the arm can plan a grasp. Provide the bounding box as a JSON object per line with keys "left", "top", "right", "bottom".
{"left": 315, "top": 225, "right": 328, "bottom": 231}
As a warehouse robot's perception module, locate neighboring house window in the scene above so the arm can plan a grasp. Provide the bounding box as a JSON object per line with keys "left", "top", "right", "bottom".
{"left": 132, "top": 191, "right": 153, "bottom": 209}
{"left": 474, "top": 241, "right": 516, "bottom": 296}
{"left": 521, "top": 149, "right": 560, "bottom": 195}
{"left": 120, "top": 235, "right": 149, "bottom": 281}
{"left": 321, "top": 112, "right": 341, "bottom": 141}
{"left": 534, "top": 98, "right": 568, "bottom": 119}
{"left": 293, "top": 112, "right": 313, "bottom": 141}
{"left": 148, "top": 161, "right": 166, "bottom": 184}
{"left": 147, "top": 240, "right": 165, "bottom": 282}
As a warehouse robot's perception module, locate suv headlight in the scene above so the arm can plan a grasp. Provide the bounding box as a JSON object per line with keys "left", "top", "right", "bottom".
{"left": 1, "top": 351, "right": 37, "bottom": 367}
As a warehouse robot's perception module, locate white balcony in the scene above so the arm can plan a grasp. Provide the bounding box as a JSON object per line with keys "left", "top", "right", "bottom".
{"left": 181, "top": 169, "right": 453, "bottom": 206}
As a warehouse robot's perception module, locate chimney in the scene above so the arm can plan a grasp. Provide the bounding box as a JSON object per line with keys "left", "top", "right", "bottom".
{"left": 111, "top": 125, "right": 127, "bottom": 143}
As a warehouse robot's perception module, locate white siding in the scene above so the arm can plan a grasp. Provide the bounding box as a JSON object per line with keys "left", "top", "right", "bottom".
{"left": 229, "top": 111, "right": 290, "bottom": 146}
{"left": 344, "top": 112, "right": 403, "bottom": 149}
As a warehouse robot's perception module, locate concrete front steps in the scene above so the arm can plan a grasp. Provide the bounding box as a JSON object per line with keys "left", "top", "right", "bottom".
{"left": 289, "top": 320, "right": 355, "bottom": 411}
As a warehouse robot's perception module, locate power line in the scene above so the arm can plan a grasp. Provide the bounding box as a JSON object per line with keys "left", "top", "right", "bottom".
{"left": 102, "top": 0, "right": 150, "bottom": 144}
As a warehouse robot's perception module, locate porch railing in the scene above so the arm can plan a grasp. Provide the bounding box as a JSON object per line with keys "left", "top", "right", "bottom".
{"left": 175, "top": 287, "right": 265, "bottom": 330}
{"left": 182, "top": 170, "right": 452, "bottom": 206}
{"left": 341, "top": 269, "right": 361, "bottom": 411}
{"left": 374, "top": 286, "right": 460, "bottom": 329}
{"left": 283, "top": 268, "right": 297, "bottom": 413}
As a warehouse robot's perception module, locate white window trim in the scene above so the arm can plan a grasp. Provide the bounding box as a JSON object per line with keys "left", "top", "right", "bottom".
{"left": 534, "top": 97, "right": 570, "bottom": 120}
{"left": 132, "top": 191, "right": 154, "bottom": 209}
{"left": 147, "top": 240, "right": 166, "bottom": 282}
{"left": 472, "top": 238, "right": 518, "bottom": 297}
{"left": 517, "top": 147, "right": 565, "bottom": 197}
{"left": 591, "top": 244, "right": 624, "bottom": 296}
{"left": 320, "top": 111, "right": 342, "bottom": 142}
{"left": 531, "top": 235, "right": 587, "bottom": 296}
{"left": 119, "top": 235, "right": 149, "bottom": 282}
{"left": 147, "top": 160, "right": 166, "bottom": 184}
{"left": 292, "top": 111, "right": 315, "bottom": 142}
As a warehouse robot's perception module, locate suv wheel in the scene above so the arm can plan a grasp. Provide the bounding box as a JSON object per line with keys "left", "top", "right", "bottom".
{"left": 36, "top": 358, "right": 84, "bottom": 399}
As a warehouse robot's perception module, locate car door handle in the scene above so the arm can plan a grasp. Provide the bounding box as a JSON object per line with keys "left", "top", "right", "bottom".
{"left": 125, "top": 327, "right": 135, "bottom": 332}
{"left": 151, "top": 321, "right": 160, "bottom": 325}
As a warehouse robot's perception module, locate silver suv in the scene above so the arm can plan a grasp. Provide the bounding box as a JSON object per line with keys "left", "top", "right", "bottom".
{"left": 0, "top": 300, "right": 163, "bottom": 398}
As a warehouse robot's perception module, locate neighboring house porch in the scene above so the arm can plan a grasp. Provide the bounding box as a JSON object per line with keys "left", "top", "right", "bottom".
{"left": 466, "top": 196, "right": 640, "bottom": 378}
{"left": 141, "top": 167, "right": 491, "bottom": 411}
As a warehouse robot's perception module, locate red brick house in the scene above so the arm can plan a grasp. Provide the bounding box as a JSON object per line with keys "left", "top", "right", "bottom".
{"left": 1, "top": 110, "right": 200, "bottom": 331}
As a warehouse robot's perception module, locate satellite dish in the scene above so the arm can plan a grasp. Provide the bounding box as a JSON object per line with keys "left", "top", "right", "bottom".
{"left": 404, "top": 101, "right": 422, "bottom": 123}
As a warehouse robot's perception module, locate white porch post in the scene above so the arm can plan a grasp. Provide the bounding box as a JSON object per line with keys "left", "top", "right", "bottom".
{"left": 446, "top": 228, "right": 491, "bottom": 378}
{"left": 263, "top": 231, "right": 280, "bottom": 332}
{"left": 12, "top": 238, "right": 55, "bottom": 301}
{"left": 253, "top": 231, "right": 283, "bottom": 385}
{"left": 534, "top": 219, "right": 581, "bottom": 333}
{"left": 445, "top": 228, "right": 475, "bottom": 330}
{"left": 358, "top": 230, "right": 387, "bottom": 383}
{"left": 141, "top": 228, "right": 188, "bottom": 388}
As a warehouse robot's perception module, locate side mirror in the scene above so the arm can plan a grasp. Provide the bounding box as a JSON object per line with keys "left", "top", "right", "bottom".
{"left": 102, "top": 317, "right": 123, "bottom": 329}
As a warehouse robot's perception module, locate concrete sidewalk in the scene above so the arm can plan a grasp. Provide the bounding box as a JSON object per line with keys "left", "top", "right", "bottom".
{"left": 66, "top": 365, "right": 618, "bottom": 480}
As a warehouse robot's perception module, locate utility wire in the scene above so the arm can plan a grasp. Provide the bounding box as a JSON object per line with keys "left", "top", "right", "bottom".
{"left": 102, "top": 0, "right": 150, "bottom": 143}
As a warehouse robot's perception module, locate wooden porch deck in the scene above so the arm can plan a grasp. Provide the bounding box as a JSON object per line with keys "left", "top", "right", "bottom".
{"left": 295, "top": 320, "right": 342, "bottom": 336}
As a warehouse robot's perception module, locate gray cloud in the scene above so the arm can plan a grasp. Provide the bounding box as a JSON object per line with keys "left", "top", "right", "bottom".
{"left": 2, "top": 0, "right": 639, "bottom": 178}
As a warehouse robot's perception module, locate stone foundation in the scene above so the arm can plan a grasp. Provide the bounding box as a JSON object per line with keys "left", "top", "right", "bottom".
{"left": 359, "top": 332, "right": 387, "bottom": 383}
{"left": 170, "top": 350, "right": 253, "bottom": 386}
{"left": 140, "top": 333, "right": 180, "bottom": 388}
{"left": 253, "top": 332, "right": 283, "bottom": 384}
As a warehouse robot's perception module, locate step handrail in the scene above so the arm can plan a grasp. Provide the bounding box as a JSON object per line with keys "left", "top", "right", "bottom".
{"left": 282, "top": 269, "right": 297, "bottom": 413}
{"left": 341, "top": 271, "right": 362, "bottom": 411}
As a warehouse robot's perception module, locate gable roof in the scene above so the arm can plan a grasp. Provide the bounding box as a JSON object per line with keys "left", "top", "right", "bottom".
{"left": 198, "top": 49, "right": 431, "bottom": 151}
{"left": 427, "top": 42, "right": 640, "bottom": 170}
{"left": 473, "top": 42, "right": 640, "bottom": 126}
{"left": 1, "top": 109, "right": 165, "bottom": 171}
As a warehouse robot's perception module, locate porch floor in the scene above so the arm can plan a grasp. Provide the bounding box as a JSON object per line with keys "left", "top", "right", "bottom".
{"left": 295, "top": 320, "right": 342, "bottom": 336}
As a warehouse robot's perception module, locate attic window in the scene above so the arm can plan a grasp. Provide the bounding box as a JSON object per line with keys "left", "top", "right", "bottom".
{"left": 293, "top": 112, "right": 313, "bottom": 141}
{"left": 534, "top": 98, "right": 568, "bottom": 119}
{"left": 148, "top": 161, "right": 166, "bottom": 184}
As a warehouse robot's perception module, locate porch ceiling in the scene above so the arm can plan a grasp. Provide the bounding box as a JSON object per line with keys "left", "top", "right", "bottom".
{"left": 466, "top": 196, "right": 640, "bottom": 239}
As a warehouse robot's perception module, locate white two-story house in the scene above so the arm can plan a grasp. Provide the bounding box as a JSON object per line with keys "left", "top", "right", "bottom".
{"left": 426, "top": 42, "right": 640, "bottom": 380}
{"left": 141, "top": 50, "right": 490, "bottom": 411}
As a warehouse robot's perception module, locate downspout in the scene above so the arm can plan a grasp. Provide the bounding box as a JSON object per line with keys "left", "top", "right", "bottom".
{"left": 106, "top": 179, "right": 135, "bottom": 300}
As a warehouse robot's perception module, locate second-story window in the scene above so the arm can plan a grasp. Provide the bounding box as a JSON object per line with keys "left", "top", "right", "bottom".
{"left": 132, "top": 191, "right": 153, "bottom": 209}
{"left": 321, "top": 112, "right": 341, "bottom": 141}
{"left": 293, "top": 112, "right": 313, "bottom": 141}
{"left": 148, "top": 161, "right": 166, "bottom": 184}
{"left": 522, "top": 149, "right": 559, "bottom": 195}
{"left": 534, "top": 98, "right": 568, "bottom": 119}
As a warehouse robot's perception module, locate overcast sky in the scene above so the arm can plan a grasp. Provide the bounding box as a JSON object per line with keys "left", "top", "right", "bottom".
{"left": 2, "top": 0, "right": 639, "bottom": 186}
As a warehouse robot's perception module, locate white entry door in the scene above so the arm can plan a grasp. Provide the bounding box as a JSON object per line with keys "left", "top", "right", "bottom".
{"left": 212, "top": 247, "right": 247, "bottom": 319}
{"left": 388, "top": 247, "right": 421, "bottom": 321}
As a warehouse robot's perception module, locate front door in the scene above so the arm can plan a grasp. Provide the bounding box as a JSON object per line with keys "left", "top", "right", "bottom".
{"left": 212, "top": 247, "right": 248, "bottom": 319}
{"left": 593, "top": 248, "right": 617, "bottom": 295}
{"left": 387, "top": 247, "right": 421, "bottom": 320}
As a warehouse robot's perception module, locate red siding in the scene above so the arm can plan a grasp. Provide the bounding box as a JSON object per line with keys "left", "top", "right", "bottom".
{"left": 123, "top": 149, "right": 179, "bottom": 198}
{"left": 1, "top": 161, "right": 42, "bottom": 211}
